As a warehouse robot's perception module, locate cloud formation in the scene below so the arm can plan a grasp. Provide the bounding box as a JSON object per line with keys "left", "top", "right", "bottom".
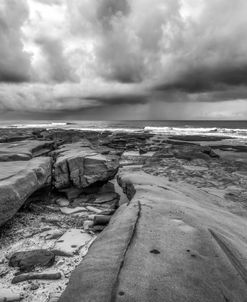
{"left": 0, "top": 0, "right": 247, "bottom": 119}
{"left": 0, "top": 0, "right": 31, "bottom": 82}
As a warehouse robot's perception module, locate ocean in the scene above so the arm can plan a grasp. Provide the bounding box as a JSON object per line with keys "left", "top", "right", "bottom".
{"left": 0, "top": 120, "right": 247, "bottom": 140}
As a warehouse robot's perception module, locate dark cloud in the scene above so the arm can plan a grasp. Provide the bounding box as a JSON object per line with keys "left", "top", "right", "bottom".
{"left": 153, "top": 64, "right": 247, "bottom": 94}
{"left": 0, "top": 0, "right": 31, "bottom": 83}
{"left": 35, "top": 37, "right": 78, "bottom": 83}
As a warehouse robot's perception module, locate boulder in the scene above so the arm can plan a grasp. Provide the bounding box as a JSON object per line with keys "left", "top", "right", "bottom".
{"left": 0, "top": 140, "right": 54, "bottom": 161}
{"left": 53, "top": 142, "right": 119, "bottom": 190}
{"left": 0, "top": 157, "right": 52, "bottom": 227}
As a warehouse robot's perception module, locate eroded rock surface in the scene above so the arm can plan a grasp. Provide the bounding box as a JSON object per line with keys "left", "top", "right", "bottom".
{"left": 54, "top": 141, "right": 119, "bottom": 190}
{"left": 0, "top": 157, "right": 52, "bottom": 226}
{"left": 59, "top": 167, "right": 247, "bottom": 302}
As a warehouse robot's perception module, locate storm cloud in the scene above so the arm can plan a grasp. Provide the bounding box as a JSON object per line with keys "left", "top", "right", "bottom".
{"left": 0, "top": 0, "right": 31, "bottom": 82}
{"left": 0, "top": 0, "right": 247, "bottom": 119}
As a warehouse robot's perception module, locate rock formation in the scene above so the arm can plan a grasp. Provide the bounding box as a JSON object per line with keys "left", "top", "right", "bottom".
{"left": 53, "top": 141, "right": 119, "bottom": 190}
{"left": 0, "top": 157, "right": 52, "bottom": 226}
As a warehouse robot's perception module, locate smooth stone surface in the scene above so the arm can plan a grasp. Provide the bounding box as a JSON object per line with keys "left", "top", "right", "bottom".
{"left": 60, "top": 207, "right": 87, "bottom": 215}
{"left": 86, "top": 206, "right": 103, "bottom": 214}
{"left": 94, "top": 192, "right": 119, "bottom": 204}
{"left": 0, "top": 288, "right": 22, "bottom": 301}
{"left": 9, "top": 249, "right": 55, "bottom": 271}
{"left": 52, "top": 229, "right": 92, "bottom": 257}
{"left": 0, "top": 157, "right": 52, "bottom": 227}
{"left": 54, "top": 141, "right": 119, "bottom": 189}
{"left": 60, "top": 169, "right": 247, "bottom": 302}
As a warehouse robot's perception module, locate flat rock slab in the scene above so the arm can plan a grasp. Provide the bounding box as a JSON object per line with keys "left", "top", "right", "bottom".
{"left": 0, "top": 140, "right": 53, "bottom": 161}
{"left": 9, "top": 249, "right": 55, "bottom": 272}
{"left": 94, "top": 192, "right": 119, "bottom": 204}
{"left": 59, "top": 168, "right": 247, "bottom": 302}
{"left": 0, "top": 288, "right": 22, "bottom": 301}
{"left": 52, "top": 229, "right": 92, "bottom": 257}
{"left": 0, "top": 157, "right": 52, "bottom": 226}
{"left": 60, "top": 207, "right": 87, "bottom": 215}
{"left": 54, "top": 142, "right": 119, "bottom": 189}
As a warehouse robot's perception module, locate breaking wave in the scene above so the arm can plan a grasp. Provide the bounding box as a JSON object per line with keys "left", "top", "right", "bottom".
{"left": 144, "top": 126, "right": 247, "bottom": 138}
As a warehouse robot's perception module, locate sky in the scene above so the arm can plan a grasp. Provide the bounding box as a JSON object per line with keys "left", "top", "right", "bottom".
{"left": 0, "top": 0, "right": 247, "bottom": 120}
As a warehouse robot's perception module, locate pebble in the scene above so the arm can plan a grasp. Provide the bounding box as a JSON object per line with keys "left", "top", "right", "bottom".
{"left": 56, "top": 198, "right": 70, "bottom": 207}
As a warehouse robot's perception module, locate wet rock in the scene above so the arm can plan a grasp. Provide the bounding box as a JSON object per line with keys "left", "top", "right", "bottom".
{"left": 0, "top": 157, "right": 52, "bottom": 227}
{"left": 53, "top": 142, "right": 119, "bottom": 189}
{"left": 0, "top": 288, "right": 22, "bottom": 301}
{"left": 9, "top": 249, "right": 55, "bottom": 272}
{"left": 52, "top": 229, "right": 92, "bottom": 257}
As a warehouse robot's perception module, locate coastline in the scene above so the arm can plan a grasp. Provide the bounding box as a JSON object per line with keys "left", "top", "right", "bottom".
{"left": 0, "top": 126, "right": 247, "bottom": 301}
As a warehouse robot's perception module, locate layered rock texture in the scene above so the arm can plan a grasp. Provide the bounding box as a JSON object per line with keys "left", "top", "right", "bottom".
{"left": 0, "top": 140, "right": 54, "bottom": 161}
{"left": 0, "top": 157, "right": 52, "bottom": 226}
{"left": 54, "top": 141, "right": 119, "bottom": 189}
{"left": 60, "top": 167, "right": 247, "bottom": 302}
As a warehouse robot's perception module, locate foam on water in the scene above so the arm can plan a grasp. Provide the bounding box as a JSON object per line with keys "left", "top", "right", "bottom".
{"left": 144, "top": 126, "right": 247, "bottom": 139}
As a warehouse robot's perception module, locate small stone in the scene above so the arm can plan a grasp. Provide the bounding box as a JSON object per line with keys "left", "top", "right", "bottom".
{"left": 56, "top": 198, "right": 70, "bottom": 207}
{"left": 30, "top": 282, "right": 40, "bottom": 291}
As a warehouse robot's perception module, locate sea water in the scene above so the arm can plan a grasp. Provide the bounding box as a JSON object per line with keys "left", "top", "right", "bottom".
{"left": 0, "top": 120, "right": 247, "bottom": 140}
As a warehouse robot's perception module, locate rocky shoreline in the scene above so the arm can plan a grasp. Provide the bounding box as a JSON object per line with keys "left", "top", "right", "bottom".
{"left": 0, "top": 127, "right": 247, "bottom": 301}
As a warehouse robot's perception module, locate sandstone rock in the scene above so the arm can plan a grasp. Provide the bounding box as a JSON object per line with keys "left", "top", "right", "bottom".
{"left": 0, "top": 288, "right": 22, "bottom": 301}
{"left": 86, "top": 206, "right": 103, "bottom": 214}
{"left": 0, "top": 157, "right": 52, "bottom": 227}
{"left": 52, "top": 229, "right": 92, "bottom": 257}
{"left": 94, "top": 192, "right": 119, "bottom": 205}
{"left": 0, "top": 140, "right": 54, "bottom": 161}
{"left": 60, "top": 168, "right": 247, "bottom": 302}
{"left": 9, "top": 249, "right": 55, "bottom": 272}
{"left": 53, "top": 142, "right": 119, "bottom": 190}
